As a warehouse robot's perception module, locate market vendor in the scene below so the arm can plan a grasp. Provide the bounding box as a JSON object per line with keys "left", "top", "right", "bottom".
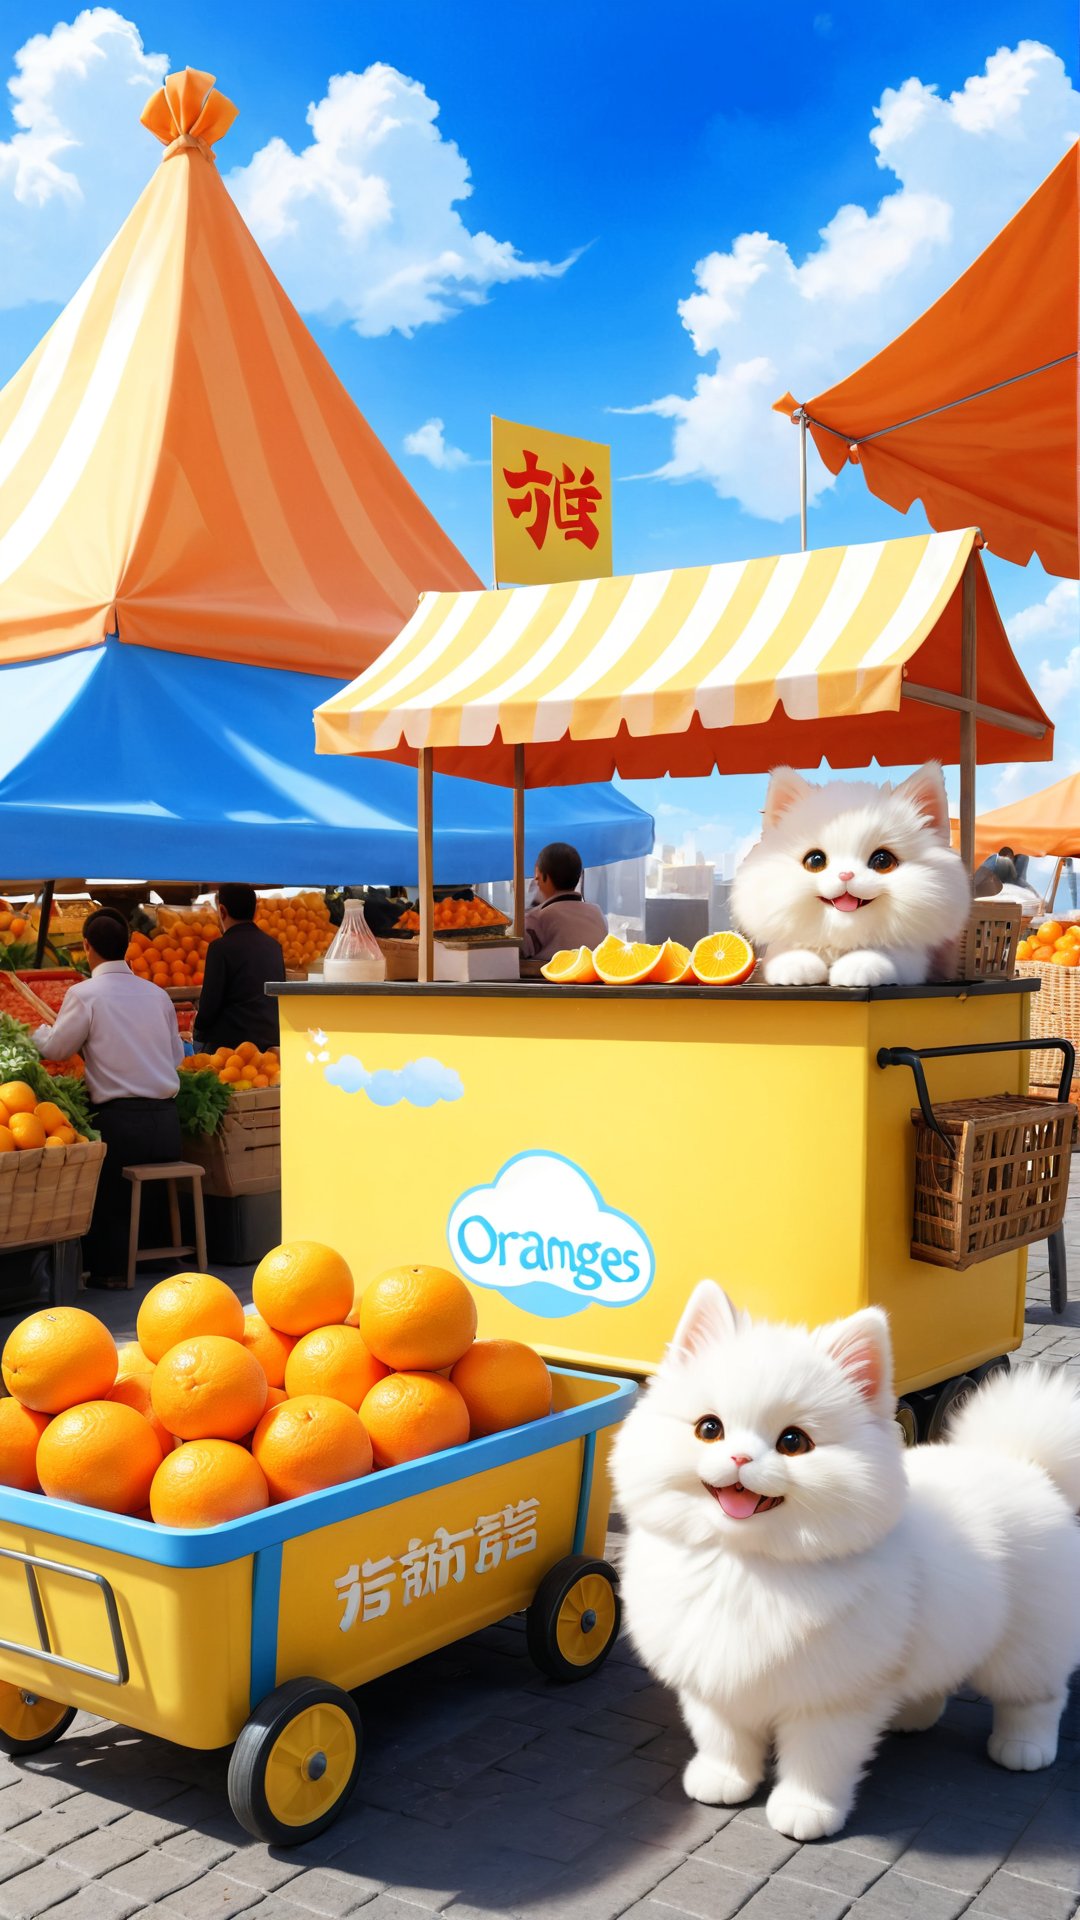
{"left": 33, "top": 910, "right": 185, "bottom": 1289}
{"left": 521, "top": 843, "right": 608, "bottom": 970}
{"left": 194, "top": 884, "right": 286, "bottom": 1053}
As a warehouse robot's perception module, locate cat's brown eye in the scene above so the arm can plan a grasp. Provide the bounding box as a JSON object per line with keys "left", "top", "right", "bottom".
{"left": 695, "top": 1415, "right": 725, "bottom": 1442}
{"left": 776, "top": 1426, "right": 813, "bottom": 1455}
{"left": 868, "top": 848, "right": 898, "bottom": 873}
{"left": 802, "top": 850, "right": 827, "bottom": 872}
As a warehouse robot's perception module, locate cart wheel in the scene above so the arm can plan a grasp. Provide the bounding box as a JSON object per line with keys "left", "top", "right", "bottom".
{"left": 925, "top": 1373, "right": 977, "bottom": 1442}
{"left": 0, "top": 1682, "right": 76, "bottom": 1756}
{"left": 895, "top": 1398, "right": 919, "bottom": 1448}
{"left": 228, "top": 1677, "right": 362, "bottom": 1846}
{"left": 973, "top": 1355, "right": 1011, "bottom": 1386}
{"left": 527, "top": 1555, "right": 621, "bottom": 1683}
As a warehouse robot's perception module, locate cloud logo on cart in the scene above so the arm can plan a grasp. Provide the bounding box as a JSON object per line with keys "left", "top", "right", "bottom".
{"left": 448, "top": 1152, "right": 654, "bottom": 1319}
{"left": 324, "top": 1054, "right": 463, "bottom": 1107}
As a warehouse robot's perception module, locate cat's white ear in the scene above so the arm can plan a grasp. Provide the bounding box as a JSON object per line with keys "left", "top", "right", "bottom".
{"left": 815, "top": 1308, "right": 894, "bottom": 1416}
{"left": 894, "top": 762, "right": 950, "bottom": 843}
{"left": 669, "top": 1281, "right": 741, "bottom": 1360}
{"left": 763, "top": 767, "right": 813, "bottom": 829}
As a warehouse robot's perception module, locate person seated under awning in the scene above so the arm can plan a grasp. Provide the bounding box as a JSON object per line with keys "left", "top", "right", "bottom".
{"left": 520, "top": 843, "right": 607, "bottom": 971}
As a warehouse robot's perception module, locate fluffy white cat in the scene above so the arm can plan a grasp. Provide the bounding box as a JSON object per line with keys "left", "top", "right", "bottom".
{"left": 611, "top": 1286, "right": 1080, "bottom": 1842}
{"left": 731, "top": 761, "right": 971, "bottom": 987}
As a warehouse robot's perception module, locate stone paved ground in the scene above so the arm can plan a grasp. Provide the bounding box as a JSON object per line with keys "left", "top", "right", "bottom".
{"left": 1, "top": 1223, "right": 1078, "bottom": 1920}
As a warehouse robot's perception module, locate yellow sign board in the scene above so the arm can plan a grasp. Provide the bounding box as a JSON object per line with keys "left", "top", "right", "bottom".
{"left": 491, "top": 416, "right": 612, "bottom": 586}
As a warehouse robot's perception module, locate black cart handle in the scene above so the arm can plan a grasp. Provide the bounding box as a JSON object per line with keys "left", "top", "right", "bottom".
{"left": 876, "top": 1037, "right": 1076, "bottom": 1156}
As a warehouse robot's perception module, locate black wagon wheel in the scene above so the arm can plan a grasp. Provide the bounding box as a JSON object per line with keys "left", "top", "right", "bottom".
{"left": 973, "top": 1355, "right": 1011, "bottom": 1386}
{"left": 0, "top": 1682, "right": 76, "bottom": 1756}
{"left": 925, "top": 1373, "right": 978, "bottom": 1442}
{"left": 526, "top": 1554, "right": 621, "bottom": 1683}
{"left": 895, "top": 1398, "right": 919, "bottom": 1448}
{"left": 228, "top": 1677, "right": 363, "bottom": 1846}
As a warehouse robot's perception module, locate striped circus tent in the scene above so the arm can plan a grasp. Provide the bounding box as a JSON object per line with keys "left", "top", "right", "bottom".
{"left": 0, "top": 68, "right": 479, "bottom": 677}
{"left": 314, "top": 528, "right": 1052, "bottom": 787}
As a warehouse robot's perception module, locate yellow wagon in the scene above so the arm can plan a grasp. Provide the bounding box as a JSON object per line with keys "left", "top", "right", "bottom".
{"left": 0, "top": 1365, "right": 632, "bottom": 1844}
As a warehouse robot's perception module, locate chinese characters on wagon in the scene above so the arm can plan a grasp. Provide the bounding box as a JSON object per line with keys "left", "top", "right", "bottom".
{"left": 334, "top": 1496, "right": 540, "bottom": 1631}
{"left": 491, "top": 417, "right": 612, "bottom": 587}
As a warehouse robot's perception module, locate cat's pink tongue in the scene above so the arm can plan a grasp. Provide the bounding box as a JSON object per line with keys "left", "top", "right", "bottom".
{"left": 713, "top": 1484, "right": 763, "bottom": 1520}
{"left": 827, "top": 891, "right": 863, "bottom": 912}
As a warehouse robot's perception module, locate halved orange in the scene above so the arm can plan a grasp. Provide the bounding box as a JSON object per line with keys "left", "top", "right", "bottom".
{"left": 690, "top": 931, "right": 756, "bottom": 985}
{"left": 645, "top": 938, "right": 693, "bottom": 985}
{"left": 593, "top": 934, "right": 663, "bottom": 986}
{"left": 541, "top": 946, "right": 600, "bottom": 984}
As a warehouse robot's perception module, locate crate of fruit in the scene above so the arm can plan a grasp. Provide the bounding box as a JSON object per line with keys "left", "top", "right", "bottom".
{"left": 0, "top": 1138, "right": 106, "bottom": 1250}
{"left": 183, "top": 1087, "right": 281, "bottom": 1197}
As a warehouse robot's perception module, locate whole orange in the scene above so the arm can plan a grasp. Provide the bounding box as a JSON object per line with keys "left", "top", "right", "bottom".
{"left": 151, "top": 1336, "right": 268, "bottom": 1442}
{"left": 359, "top": 1266, "right": 477, "bottom": 1371}
{"left": 36, "top": 1402, "right": 162, "bottom": 1514}
{"left": 0, "top": 1400, "right": 50, "bottom": 1491}
{"left": 251, "top": 1395, "right": 372, "bottom": 1502}
{"left": 108, "top": 1371, "right": 175, "bottom": 1457}
{"left": 284, "top": 1325, "right": 388, "bottom": 1411}
{"left": 150, "top": 1439, "right": 270, "bottom": 1527}
{"left": 10, "top": 1112, "right": 46, "bottom": 1151}
{"left": 0, "top": 1081, "right": 36, "bottom": 1115}
{"left": 0, "top": 1127, "right": 14, "bottom": 1153}
{"left": 33, "top": 1102, "right": 68, "bottom": 1135}
{"left": 450, "top": 1340, "right": 553, "bottom": 1438}
{"left": 242, "top": 1313, "right": 297, "bottom": 1388}
{"left": 137, "top": 1273, "right": 245, "bottom": 1362}
{"left": 2, "top": 1307, "right": 117, "bottom": 1412}
{"left": 252, "top": 1242, "right": 354, "bottom": 1336}
{"left": 359, "top": 1372, "right": 470, "bottom": 1468}
{"left": 116, "top": 1341, "right": 154, "bottom": 1381}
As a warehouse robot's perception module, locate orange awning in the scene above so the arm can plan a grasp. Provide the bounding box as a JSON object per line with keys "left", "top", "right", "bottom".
{"left": 0, "top": 69, "right": 480, "bottom": 677}
{"left": 954, "top": 771, "right": 1080, "bottom": 865}
{"left": 775, "top": 144, "right": 1079, "bottom": 580}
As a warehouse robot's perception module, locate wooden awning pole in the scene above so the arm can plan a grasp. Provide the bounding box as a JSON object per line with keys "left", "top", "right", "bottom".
{"left": 960, "top": 556, "right": 977, "bottom": 875}
{"left": 512, "top": 744, "right": 526, "bottom": 939}
{"left": 33, "top": 880, "right": 54, "bottom": 969}
{"left": 418, "top": 748, "right": 434, "bottom": 983}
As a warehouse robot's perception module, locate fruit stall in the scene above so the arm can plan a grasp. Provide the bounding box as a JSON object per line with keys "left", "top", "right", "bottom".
{"left": 296, "top": 527, "right": 1069, "bottom": 1426}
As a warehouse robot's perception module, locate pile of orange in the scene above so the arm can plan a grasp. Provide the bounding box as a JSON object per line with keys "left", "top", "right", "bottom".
{"left": 542, "top": 931, "right": 756, "bottom": 988}
{"left": 0, "top": 1248, "right": 553, "bottom": 1531}
{"left": 0, "top": 1081, "right": 87, "bottom": 1154}
{"left": 393, "top": 898, "right": 509, "bottom": 934}
{"left": 0, "top": 908, "right": 29, "bottom": 947}
{"left": 180, "top": 1043, "right": 281, "bottom": 1090}
{"left": 126, "top": 919, "right": 221, "bottom": 989}
{"left": 254, "top": 892, "right": 333, "bottom": 972}
{"left": 1017, "top": 919, "right": 1080, "bottom": 967}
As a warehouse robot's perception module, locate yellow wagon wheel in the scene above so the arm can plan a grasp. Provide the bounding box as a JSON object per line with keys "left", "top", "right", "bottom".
{"left": 228, "top": 1677, "right": 363, "bottom": 1846}
{"left": 526, "top": 1554, "right": 621, "bottom": 1683}
{"left": 0, "top": 1682, "right": 76, "bottom": 1757}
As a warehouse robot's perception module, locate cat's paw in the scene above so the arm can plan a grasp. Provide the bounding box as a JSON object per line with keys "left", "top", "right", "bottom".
{"left": 828, "top": 948, "right": 899, "bottom": 988}
{"left": 763, "top": 949, "right": 828, "bottom": 986}
{"left": 988, "top": 1732, "right": 1057, "bottom": 1771}
{"left": 766, "top": 1786, "right": 847, "bottom": 1841}
{"left": 683, "top": 1754, "right": 759, "bottom": 1805}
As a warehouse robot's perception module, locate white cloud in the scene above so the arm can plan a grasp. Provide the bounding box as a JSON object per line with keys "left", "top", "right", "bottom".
{"left": 227, "top": 63, "right": 574, "bottom": 336}
{"left": 625, "top": 41, "right": 1080, "bottom": 522}
{"left": 0, "top": 18, "right": 571, "bottom": 336}
{"left": 1038, "top": 647, "right": 1080, "bottom": 709}
{"left": 403, "top": 417, "right": 473, "bottom": 471}
{"left": 0, "top": 7, "right": 164, "bottom": 308}
{"left": 1009, "top": 579, "right": 1080, "bottom": 646}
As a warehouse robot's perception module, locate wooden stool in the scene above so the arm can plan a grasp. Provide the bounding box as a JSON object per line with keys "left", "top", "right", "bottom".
{"left": 122, "top": 1163, "right": 207, "bottom": 1291}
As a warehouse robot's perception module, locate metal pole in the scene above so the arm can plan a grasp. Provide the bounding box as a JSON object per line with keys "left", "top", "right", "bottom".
{"left": 417, "top": 749, "right": 434, "bottom": 983}
{"left": 490, "top": 416, "right": 499, "bottom": 591}
{"left": 960, "top": 557, "right": 978, "bottom": 875}
{"left": 796, "top": 410, "right": 808, "bottom": 553}
{"left": 512, "top": 745, "right": 526, "bottom": 940}
{"left": 33, "top": 881, "right": 54, "bottom": 969}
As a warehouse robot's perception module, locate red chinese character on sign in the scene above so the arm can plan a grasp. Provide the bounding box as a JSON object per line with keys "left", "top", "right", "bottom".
{"left": 503, "top": 451, "right": 603, "bottom": 553}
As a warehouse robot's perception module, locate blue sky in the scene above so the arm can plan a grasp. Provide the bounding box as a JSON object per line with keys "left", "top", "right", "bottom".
{"left": 1, "top": 2, "right": 1077, "bottom": 867}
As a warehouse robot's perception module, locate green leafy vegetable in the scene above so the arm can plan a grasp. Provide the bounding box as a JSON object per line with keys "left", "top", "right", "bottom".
{"left": 175, "top": 1069, "right": 232, "bottom": 1138}
{"left": 0, "top": 1012, "right": 99, "bottom": 1139}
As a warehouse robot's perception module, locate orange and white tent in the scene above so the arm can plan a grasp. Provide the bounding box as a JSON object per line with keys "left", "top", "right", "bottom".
{"left": 958, "top": 772, "right": 1080, "bottom": 866}
{"left": 0, "top": 68, "right": 480, "bottom": 677}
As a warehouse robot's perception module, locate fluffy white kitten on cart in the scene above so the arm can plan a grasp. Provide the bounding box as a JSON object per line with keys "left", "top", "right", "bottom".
{"left": 731, "top": 760, "right": 970, "bottom": 988}
{"left": 612, "top": 1287, "right": 1080, "bottom": 1842}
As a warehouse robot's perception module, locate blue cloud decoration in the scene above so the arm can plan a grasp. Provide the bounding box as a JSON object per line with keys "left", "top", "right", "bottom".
{"left": 324, "top": 1055, "right": 463, "bottom": 1108}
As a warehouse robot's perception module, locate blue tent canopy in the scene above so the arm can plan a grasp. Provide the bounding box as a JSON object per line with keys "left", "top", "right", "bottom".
{"left": 0, "top": 641, "right": 653, "bottom": 885}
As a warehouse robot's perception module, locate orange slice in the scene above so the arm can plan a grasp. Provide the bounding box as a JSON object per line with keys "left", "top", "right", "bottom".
{"left": 690, "top": 931, "right": 756, "bottom": 985}
{"left": 593, "top": 934, "right": 664, "bottom": 985}
{"left": 645, "top": 938, "right": 693, "bottom": 985}
{"left": 540, "top": 946, "right": 600, "bottom": 984}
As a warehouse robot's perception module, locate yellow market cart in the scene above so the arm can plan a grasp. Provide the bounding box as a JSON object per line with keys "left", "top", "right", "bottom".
{"left": 0, "top": 1366, "right": 631, "bottom": 1843}
{"left": 296, "top": 527, "right": 1069, "bottom": 1433}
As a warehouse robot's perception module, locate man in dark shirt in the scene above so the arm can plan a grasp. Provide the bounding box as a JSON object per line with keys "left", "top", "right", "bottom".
{"left": 194, "top": 885, "right": 286, "bottom": 1053}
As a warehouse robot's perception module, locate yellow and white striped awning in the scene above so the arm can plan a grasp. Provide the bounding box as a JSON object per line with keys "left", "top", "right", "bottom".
{"left": 314, "top": 529, "right": 1053, "bottom": 785}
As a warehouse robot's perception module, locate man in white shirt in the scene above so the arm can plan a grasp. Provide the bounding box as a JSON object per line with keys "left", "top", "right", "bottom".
{"left": 35, "top": 911, "right": 185, "bottom": 1288}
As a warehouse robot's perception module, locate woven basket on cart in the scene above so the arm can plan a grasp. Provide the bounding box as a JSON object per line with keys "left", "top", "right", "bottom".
{"left": 1015, "top": 962, "right": 1080, "bottom": 1091}
{"left": 183, "top": 1087, "right": 280, "bottom": 1198}
{"left": 952, "top": 902, "right": 1023, "bottom": 981}
{"left": 909, "top": 1094, "right": 1073, "bottom": 1270}
{"left": 0, "top": 1140, "right": 106, "bottom": 1251}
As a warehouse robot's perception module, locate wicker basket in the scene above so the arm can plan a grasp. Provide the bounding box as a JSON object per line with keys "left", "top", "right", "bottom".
{"left": 1016, "top": 962, "right": 1080, "bottom": 1088}
{"left": 952, "top": 902, "right": 1023, "bottom": 981}
{"left": 183, "top": 1088, "right": 280, "bottom": 1198}
{"left": 910, "top": 1094, "right": 1073, "bottom": 1269}
{"left": 0, "top": 1140, "right": 106, "bottom": 1251}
